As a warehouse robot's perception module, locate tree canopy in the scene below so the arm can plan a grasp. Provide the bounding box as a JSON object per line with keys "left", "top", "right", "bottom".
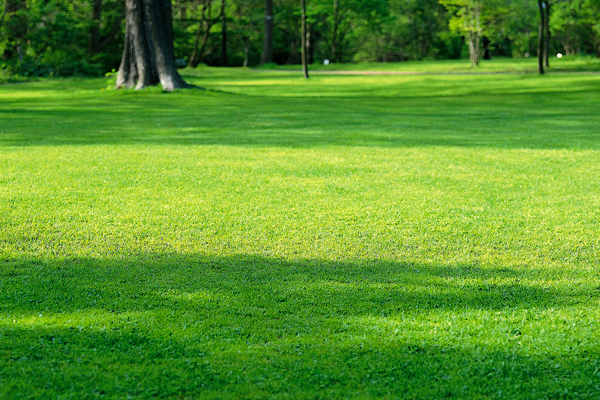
{"left": 1, "top": 0, "right": 599, "bottom": 78}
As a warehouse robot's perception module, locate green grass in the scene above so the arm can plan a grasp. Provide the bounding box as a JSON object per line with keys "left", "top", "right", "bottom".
{"left": 1, "top": 67, "right": 600, "bottom": 399}
{"left": 268, "top": 55, "right": 600, "bottom": 73}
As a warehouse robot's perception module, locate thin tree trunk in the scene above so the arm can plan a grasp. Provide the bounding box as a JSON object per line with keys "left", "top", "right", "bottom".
{"left": 221, "top": 0, "right": 227, "bottom": 66}
{"left": 189, "top": 0, "right": 212, "bottom": 68}
{"left": 117, "top": 0, "right": 190, "bottom": 90}
{"left": 537, "top": 0, "right": 545, "bottom": 74}
{"left": 243, "top": 37, "right": 250, "bottom": 67}
{"left": 467, "top": 32, "right": 476, "bottom": 67}
{"left": 261, "top": 0, "right": 274, "bottom": 64}
{"left": 301, "top": 0, "right": 309, "bottom": 78}
{"left": 88, "top": 0, "right": 102, "bottom": 55}
{"left": 332, "top": 0, "right": 339, "bottom": 62}
{"left": 543, "top": 0, "right": 550, "bottom": 68}
{"left": 189, "top": 2, "right": 207, "bottom": 67}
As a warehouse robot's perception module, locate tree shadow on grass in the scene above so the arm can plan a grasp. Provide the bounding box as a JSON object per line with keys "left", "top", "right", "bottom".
{"left": 0, "top": 253, "right": 585, "bottom": 316}
{"left": 2, "top": 254, "right": 599, "bottom": 398}
{"left": 1, "top": 88, "right": 599, "bottom": 149}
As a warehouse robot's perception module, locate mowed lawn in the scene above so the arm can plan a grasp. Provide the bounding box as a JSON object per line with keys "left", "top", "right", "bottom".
{"left": 1, "top": 65, "right": 600, "bottom": 399}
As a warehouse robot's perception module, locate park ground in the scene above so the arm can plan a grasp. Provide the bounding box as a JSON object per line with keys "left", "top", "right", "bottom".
{"left": 1, "top": 58, "right": 600, "bottom": 399}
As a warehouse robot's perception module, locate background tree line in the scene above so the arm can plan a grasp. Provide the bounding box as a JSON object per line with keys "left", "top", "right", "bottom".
{"left": 1, "top": 0, "right": 600, "bottom": 77}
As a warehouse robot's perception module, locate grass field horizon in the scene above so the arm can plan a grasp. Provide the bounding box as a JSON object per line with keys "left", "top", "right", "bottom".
{"left": 1, "top": 65, "right": 600, "bottom": 399}
{"left": 264, "top": 55, "right": 600, "bottom": 73}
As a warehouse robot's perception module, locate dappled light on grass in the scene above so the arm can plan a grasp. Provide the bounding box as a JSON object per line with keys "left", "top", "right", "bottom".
{"left": 3, "top": 253, "right": 600, "bottom": 398}
{"left": 2, "top": 255, "right": 600, "bottom": 398}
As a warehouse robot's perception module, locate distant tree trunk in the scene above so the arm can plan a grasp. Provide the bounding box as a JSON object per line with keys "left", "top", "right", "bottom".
{"left": 537, "top": 0, "right": 545, "bottom": 74}
{"left": 88, "top": 0, "right": 103, "bottom": 55}
{"left": 221, "top": 0, "right": 227, "bottom": 66}
{"left": 482, "top": 36, "right": 491, "bottom": 60}
{"left": 116, "top": 0, "right": 190, "bottom": 90}
{"left": 466, "top": 2, "right": 482, "bottom": 67}
{"left": 243, "top": 37, "right": 250, "bottom": 67}
{"left": 301, "top": 0, "right": 309, "bottom": 78}
{"left": 261, "top": 0, "right": 274, "bottom": 64}
{"left": 331, "top": 0, "right": 339, "bottom": 62}
{"left": 189, "top": 0, "right": 213, "bottom": 68}
{"left": 543, "top": 0, "right": 550, "bottom": 68}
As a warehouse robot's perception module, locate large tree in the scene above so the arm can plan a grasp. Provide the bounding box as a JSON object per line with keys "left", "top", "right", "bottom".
{"left": 116, "top": 0, "right": 190, "bottom": 90}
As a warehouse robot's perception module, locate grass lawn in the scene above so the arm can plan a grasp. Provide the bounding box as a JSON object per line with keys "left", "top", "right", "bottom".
{"left": 268, "top": 55, "right": 600, "bottom": 73}
{"left": 1, "top": 65, "right": 600, "bottom": 399}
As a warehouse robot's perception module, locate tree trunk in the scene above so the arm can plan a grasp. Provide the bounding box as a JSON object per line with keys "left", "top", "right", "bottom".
{"left": 332, "top": 0, "right": 339, "bottom": 62}
{"left": 466, "top": 3, "right": 481, "bottom": 67}
{"left": 543, "top": 0, "right": 550, "bottom": 68}
{"left": 301, "top": 0, "right": 309, "bottom": 79}
{"left": 221, "top": 0, "right": 227, "bottom": 66}
{"left": 467, "top": 31, "right": 481, "bottom": 67}
{"left": 88, "top": 0, "right": 103, "bottom": 55}
{"left": 116, "top": 0, "right": 190, "bottom": 91}
{"left": 261, "top": 0, "right": 274, "bottom": 64}
{"left": 243, "top": 37, "right": 250, "bottom": 67}
{"left": 537, "top": 0, "right": 545, "bottom": 74}
{"left": 482, "top": 36, "right": 491, "bottom": 60}
{"left": 189, "top": 0, "right": 213, "bottom": 68}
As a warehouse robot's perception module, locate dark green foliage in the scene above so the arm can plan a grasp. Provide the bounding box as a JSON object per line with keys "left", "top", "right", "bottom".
{"left": 0, "top": 0, "right": 124, "bottom": 78}
{"left": 1, "top": 0, "right": 600, "bottom": 79}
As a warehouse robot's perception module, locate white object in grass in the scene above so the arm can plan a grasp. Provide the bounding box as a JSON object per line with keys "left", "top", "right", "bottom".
{"left": 557, "top": 53, "right": 563, "bottom": 59}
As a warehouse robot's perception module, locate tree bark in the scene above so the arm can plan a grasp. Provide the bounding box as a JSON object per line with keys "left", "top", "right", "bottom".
{"left": 482, "top": 36, "right": 491, "bottom": 60}
{"left": 116, "top": 0, "right": 190, "bottom": 91}
{"left": 261, "top": 0, "right": 274, "bottom": 64}
{"left": 221, "top": 0, "right": 227, "bottom": 66}
{"left": 537, "top": 0, "right": 545, "bottom": 74}
{"left": 466, "top": 2, "right": 482, "bottom": 67}
{"left": 543, "top": 0, "right": 550, "bottom": 68}
{"left": 88, "top": 0, "right": 103, "bottom": 55}
{"left": 243, "top": 37, "right": 250, "bottom": 67}
{"left": 301, "top": 0, "right": 309, "bottom": 79}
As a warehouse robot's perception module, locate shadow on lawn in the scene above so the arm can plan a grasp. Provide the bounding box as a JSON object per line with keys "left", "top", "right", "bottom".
{"left": 1, "top": 89, "right": 600, "bottom": 149}
{"left": 2, "top": 254, "right": 599, "bottom": 398}
{"left": 0, "top": 253, "right": 585, "bottom": 316}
